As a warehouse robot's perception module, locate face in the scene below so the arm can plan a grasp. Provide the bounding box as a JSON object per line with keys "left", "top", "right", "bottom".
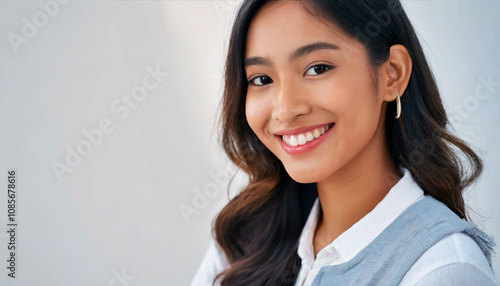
{"left": 244, "top": 1, "right": 389, "bottom": 183}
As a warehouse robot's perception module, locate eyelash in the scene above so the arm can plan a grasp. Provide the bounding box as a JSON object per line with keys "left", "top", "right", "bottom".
{"left": 247, "top": 64, "right": 335, "bottom": 87}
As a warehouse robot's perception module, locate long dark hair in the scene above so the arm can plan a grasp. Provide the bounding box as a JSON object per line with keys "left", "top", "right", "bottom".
{"left": 213, "top": 0, "right": 483, "bottom": 285}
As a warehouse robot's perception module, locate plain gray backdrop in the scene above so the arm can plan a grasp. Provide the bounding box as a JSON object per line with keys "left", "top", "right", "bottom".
{"left": 0, "top": 0, "right": 498, "bottom": 285}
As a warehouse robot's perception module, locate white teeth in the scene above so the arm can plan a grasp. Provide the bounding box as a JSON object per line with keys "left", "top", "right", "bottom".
{"left": 313, "top": 129, "right": 320, "bottom": 138}
{"left": 281, "top": 124, "right": 333, "bottom": 147}
{"left": 298, "top": 134, "right": 307, "bottom": 145}
{"left": 306, "top": 132, "right": 314, "bottom": 142}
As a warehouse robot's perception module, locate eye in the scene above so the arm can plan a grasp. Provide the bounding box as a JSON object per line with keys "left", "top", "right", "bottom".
{"left": 304, "top": 64, "right": 334, "bottom": 76}
{"left": 248, "top": 75, "right": 273, "bottom": 86}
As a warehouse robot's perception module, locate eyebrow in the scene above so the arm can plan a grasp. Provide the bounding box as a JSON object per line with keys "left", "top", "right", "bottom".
{"left": 244, "top": 41, "right": 340, "bottom": 68}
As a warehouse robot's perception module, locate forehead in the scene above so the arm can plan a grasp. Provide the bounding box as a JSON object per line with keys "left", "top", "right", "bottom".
{"left": 245, "top": 1, "right": 360, "bottom": 58}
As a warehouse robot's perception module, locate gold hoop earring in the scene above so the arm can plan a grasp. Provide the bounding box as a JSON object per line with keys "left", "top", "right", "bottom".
{"left": 395, "top": 91, "right": 401, "bottom": 119}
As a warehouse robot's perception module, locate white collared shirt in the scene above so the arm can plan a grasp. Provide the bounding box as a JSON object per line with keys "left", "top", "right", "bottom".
{"left": 191, "top": 167, "right": 499, "bottom": 286}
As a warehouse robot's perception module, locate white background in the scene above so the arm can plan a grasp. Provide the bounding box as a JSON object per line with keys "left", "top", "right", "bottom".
{"left": 0, "top": 0, "right": 498, "bottom": 285}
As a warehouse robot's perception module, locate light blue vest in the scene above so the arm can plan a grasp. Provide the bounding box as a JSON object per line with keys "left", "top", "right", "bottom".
{"left": 311, "top": 195, "right": 496, "bottom": 286}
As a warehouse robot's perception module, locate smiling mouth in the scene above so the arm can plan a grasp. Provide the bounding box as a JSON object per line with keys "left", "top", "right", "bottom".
{"left": 279, "top": 123, "right": 334, "bottom": 147}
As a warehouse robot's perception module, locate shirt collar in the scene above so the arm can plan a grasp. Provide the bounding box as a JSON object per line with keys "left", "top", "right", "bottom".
{"left": 297, "top": 167, "right": 425, "bottom": 265}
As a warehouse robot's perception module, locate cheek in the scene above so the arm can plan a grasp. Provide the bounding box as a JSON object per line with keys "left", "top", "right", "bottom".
{"left": 314, "top": 71, "right": 379, "bottom": 120}
{"left": 317, "top": 70, "right": 382, "bottom": 148}
{"left": 245, "top": 94, "right": 270, "bottom": 138}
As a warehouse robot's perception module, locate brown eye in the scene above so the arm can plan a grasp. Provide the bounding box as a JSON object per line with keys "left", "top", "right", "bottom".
{"left": 249, "top": 75, "right": 273, "bottom": 86}
{"left": 305, "top": 64, "right": 334, "bottom": 76}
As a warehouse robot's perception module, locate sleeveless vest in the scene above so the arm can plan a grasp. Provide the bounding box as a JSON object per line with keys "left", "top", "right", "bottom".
{"left": 311, "top": 195, "right": 496, "bottom": 286}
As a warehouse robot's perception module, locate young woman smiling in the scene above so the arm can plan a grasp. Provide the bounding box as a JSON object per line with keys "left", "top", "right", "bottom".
{"left": 191, "top": 0, "right": 498, "bottom": 285}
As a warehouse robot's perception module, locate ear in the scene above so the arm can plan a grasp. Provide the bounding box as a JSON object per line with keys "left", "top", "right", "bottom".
{"left": 381, "top": 44, "right": 412, "bottom": 102}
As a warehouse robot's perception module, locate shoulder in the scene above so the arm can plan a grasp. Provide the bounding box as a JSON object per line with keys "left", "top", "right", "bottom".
{"left": 400, "top": 232, "right": 499, "bottom": 285}
{"left": 190, "top": 237, "right": 230, "bottom": 286}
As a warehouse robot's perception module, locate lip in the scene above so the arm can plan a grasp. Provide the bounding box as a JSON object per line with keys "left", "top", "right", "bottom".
{"left": 274, "top": 122, "right": 335, "bottom": 136}
{"left": 276, "top": 123, "right": 335, "bottom": 155}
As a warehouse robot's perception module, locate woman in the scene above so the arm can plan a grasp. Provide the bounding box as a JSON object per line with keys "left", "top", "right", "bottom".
{"left": 191, "top": 0, "right": 498, "bottom": 285}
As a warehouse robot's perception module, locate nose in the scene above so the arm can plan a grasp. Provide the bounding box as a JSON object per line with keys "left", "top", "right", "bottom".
{"left": 271, "top": 79, "right": 312, "bottom": 123}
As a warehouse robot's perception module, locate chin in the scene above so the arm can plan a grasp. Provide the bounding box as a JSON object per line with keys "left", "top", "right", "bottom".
{"left": 286, "top": 169, "right": 326, "bottom": 184}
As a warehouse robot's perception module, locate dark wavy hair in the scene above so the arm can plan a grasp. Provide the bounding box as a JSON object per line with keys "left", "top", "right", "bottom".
{"left": 212, "top": 0, "right": 483, "bottom": 285}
